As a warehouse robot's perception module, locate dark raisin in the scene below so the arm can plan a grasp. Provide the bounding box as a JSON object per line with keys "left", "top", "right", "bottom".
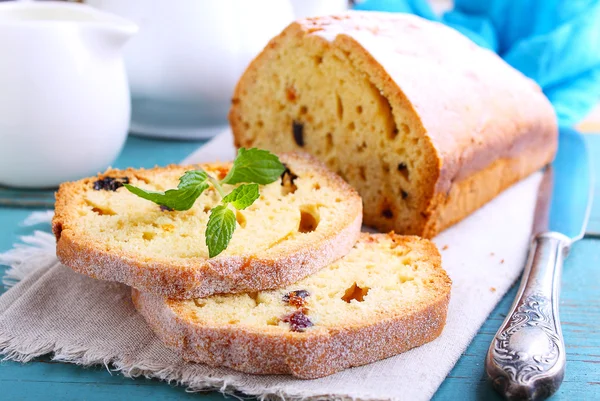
{"left": 382, "top": 208, "right": 393, "bottom": 219}
{"left": 292, "top": 121, "right": 304, "bottom": 147}
{"left": 93, "top": 176, "right": 129, "bottom": 191}
{"left": 282, "top": 309, "right": 313, "bottom": 332}
{"left": 280, "top": 164, "right": 299, "bottom": 194}
{"left": 160, "top": 205, "right": 173, "bottom": 212}
{"left": 282, "top": 289, "right": 310, "bottom": 307}
{"left": 397, "top": 163, "right": 409, "bottom": 180}
{"left": 401, "top": 190, "right": 409, "bottom": 199}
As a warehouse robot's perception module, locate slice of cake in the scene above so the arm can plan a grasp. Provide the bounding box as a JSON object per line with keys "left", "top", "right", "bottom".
{"left": 132, "top": 233, "right": 451, "bottom": 379}
{"left": 53, "top": 152, "right": 362, "bottom": 299}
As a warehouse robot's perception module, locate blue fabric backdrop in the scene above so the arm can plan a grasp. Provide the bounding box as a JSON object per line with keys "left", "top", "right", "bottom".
{"left": 353, "top": 0, "right": 600, "bottom": 126}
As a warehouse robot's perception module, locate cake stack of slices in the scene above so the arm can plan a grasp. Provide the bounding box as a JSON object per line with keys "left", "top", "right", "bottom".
{"left": 52, "top": 151, "right": 451, "bottom": 379}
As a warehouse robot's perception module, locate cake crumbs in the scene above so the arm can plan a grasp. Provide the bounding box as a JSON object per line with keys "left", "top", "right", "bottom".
{"left": 490, "top": 287, "right": 496, "bottom": 293}
{"left": 442, "top": 245, "right": 448, "bottom": 250}
{"left": 500, "top": 259, "right": 505, "bottom": 264}
{"left": 490, "top": 252, "right": 495, "bottom": 256}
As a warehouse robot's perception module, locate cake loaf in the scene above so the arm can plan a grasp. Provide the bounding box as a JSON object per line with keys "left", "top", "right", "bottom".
{"left": 132, "top": 233, "right": 451, "bottom": 379}
{"left": 229, "top": 12, "right": 558, "bottom": 238}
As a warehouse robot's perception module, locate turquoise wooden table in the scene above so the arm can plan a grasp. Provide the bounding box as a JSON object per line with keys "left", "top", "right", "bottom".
{"left": 1, "top": 134, "right": 599, "bottom": 401}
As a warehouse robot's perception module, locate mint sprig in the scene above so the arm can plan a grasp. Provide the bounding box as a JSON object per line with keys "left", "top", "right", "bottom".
{"left": 125, "top": 148, "right": 284, "bottom": 257}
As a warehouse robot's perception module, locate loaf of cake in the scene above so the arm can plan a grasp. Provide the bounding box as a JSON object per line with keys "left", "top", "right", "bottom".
{"left": 52, "top": 152, "right": 362, "bottom": 299}
{"left": 132, "top": 233, "right": 451, "bottom": 379}
{"left": 229, "top": 12, "right": 558, "bottom": 238}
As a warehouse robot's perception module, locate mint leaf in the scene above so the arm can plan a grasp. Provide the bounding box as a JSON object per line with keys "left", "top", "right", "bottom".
{"left": 206, "top": 205, "right": 236, "bottom": 258}
{"left": 124, "top": 170, "right": 208, "bottom": 211}
{"left": 222, "top": 184, "right": 259, "bottom": 210}
{"left": 221, "top": 148, "right": 286, "bottom": 185}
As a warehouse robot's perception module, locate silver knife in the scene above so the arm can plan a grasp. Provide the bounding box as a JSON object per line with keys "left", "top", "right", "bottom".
{"left": 485, "top": 127, "right": 594, "bottom": 401}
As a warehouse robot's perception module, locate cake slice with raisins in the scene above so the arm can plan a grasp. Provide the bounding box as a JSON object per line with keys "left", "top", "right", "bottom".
{"left": 132, "top": 233, "right": 451, "bottom": 379}
{"left": 52, "top": 152, "right": 362, "bottom": 299}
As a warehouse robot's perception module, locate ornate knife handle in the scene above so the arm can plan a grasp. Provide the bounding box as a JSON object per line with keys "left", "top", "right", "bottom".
{"left": 486, "top": 232, "right": 570, "bottom": 401}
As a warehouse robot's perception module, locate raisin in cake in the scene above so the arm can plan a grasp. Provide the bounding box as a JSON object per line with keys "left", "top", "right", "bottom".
{"left": 229, "top": 12, "right": 558, "bottom": 238}
{"left": 53, "top": 152, "right": 362, "bottom": 299}
{"left": 132, "top": 233, "right": 451, "bottom": 379}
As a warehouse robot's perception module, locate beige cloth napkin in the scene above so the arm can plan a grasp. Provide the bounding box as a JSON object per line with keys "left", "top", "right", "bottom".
{"left": 0, "top": 131, "right": 542, "bottom": 401}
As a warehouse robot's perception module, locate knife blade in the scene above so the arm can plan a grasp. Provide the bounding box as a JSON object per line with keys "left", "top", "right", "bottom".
{"left": 546, "top": 128, "right": 593, "bottom": 238}
{"left": 485, "top": 127, "right": 594, "bottom": 401}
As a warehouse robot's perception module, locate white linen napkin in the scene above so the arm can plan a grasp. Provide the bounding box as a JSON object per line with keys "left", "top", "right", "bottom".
{"left": 0, "top": 130, "right": 541, "bottom": 401}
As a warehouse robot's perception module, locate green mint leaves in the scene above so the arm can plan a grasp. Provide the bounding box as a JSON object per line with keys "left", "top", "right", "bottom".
{"left": 124, "top": 170, "right": 208, "bottom": 211}
{"left": 204, "top": 184, "right": 259, "bottom": 257}
{"left": 221, "top": 148, "right": 286, "bottom": 185}
{"left": 125, "top": 148, "right": 284, "bottom": 258}
{"left": 205, "top": 205, "right": 236, "bottom": 258}
{"left": 221, "top": 183, "right": 260, "bottom": 210}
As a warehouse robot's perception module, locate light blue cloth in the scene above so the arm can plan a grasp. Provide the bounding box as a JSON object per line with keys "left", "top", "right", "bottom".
{"left": 353, "top": 0, "right": 600, "bottom": 126}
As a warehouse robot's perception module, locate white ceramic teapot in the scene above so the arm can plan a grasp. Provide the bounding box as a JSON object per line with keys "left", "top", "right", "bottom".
{"left": 0, "top": 1, "right": 137, "bottom": 188}
{"left": 85, "top": 0, "right": 296, "bottom": 139}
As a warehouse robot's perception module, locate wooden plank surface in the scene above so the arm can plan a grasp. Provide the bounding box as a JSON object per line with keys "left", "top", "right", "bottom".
{"left": 1, "top": 134, "right": 598, "bottom": 401}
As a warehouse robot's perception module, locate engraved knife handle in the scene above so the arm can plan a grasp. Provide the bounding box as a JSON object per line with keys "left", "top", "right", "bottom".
{"left": 485, "top": 232, "right": 570, "bottom": 401}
